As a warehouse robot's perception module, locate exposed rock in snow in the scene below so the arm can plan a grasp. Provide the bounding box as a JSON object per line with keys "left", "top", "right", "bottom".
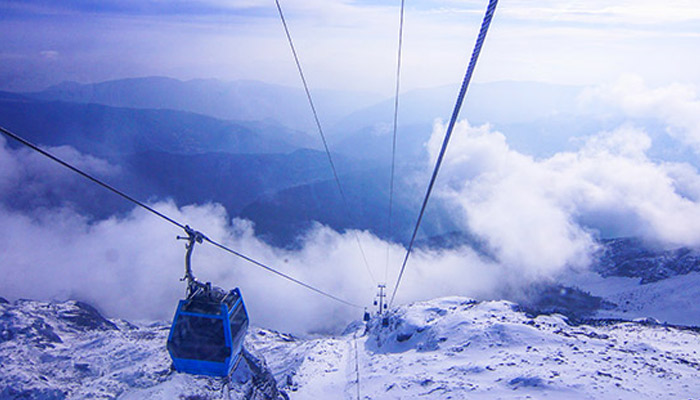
{"left": 514, "top": 283, "right": 614, "bottom": 319}
{"left": 518, "top": 238, "right": 700, "bottom": 326}
{"left": 595, "top": 238, "right": 700, "bottom": 284}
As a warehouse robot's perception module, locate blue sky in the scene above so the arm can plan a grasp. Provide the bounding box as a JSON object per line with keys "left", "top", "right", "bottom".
{"left": 1, "top": 0, "right": 700, "bottom": 93}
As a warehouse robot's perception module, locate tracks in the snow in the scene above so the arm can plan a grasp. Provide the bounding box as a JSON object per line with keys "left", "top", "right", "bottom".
{"left": 352, "top": 332, "right": 362, "bottom": 400}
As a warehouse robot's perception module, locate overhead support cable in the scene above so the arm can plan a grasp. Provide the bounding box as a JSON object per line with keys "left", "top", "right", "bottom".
{"left": 385, "top": 0, "right": 407, "bottom": 285}
{"left": 0, "top": 126, "right": 186, "bottom": 231}
{"left": 0, "top": 125, "right": 362, "bottom": 309}
{"left": 389, "top": 0, "right": 499, "bottom": 307}
{"left": 275, "top": 0, "right": 377, "bottom": 285}
{"left": 204, "top": 237, "right": 362, "bottom": 308}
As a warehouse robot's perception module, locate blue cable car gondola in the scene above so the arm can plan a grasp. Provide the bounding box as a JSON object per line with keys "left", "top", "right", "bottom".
{"left": 167, "top": 227, "right": 249, "bottom": 377}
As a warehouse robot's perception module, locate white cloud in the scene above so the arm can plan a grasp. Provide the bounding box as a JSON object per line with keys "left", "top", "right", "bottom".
{"left": 0, "top": 137, "right": 552, "bottom": 334}
{"left": 430, "top": 119, "right": 700, "bottom": 261}
{"left": 580, "top": 76, "right": 700, "bottom": 152}
{"left": 6, "top": 113, "right": 700, "bottom": 333}
{"left": 0, "top": 137, "right": 120, "bottom": 207}
{"left": 502, "top": 1, "right": 700, "bottom": 25}
{"left": 0, "top": 136, "right": 20, "bottom": 191}
{"left": 0, "top": 197, "right": 508, "bottom": 334}
{"left": 428, "top": 120, "right": 597, "bottom": 277}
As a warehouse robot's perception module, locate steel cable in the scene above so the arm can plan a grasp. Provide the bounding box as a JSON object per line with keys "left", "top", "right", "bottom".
{"left": 274, "top": 0, "right": 377, "bottom": 286}
{"left": 389, "top": 0, "right": 499, "bottom": 306}
{"left": 0, "top": 125, "right": 362, "bottom": 309}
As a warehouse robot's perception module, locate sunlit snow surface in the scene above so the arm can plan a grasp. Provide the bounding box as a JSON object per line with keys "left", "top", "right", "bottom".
{"left": 254, "top": 297, "right": 700, "bottom": 400}
{"left": 2, "top": 297, "right": 700, "bottom": 399}
{"left": 565, "top": 270, "right": 700, "bottom": 326}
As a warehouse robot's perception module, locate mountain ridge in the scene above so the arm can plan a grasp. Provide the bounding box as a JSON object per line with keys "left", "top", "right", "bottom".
{"left": 25, "top": 76, "right": 383, "bottom": 133}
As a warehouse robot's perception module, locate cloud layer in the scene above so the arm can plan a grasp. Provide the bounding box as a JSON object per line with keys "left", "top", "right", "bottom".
{"left": 4, "top": 78, "right": 700, "bottom": 334}
{"left": 0, "top": 190, "right": 502, "bottom": 334}
{"left": 580, "top": 75, "right": 700, "bottom": 152}
{"left": 0, "top": 136, "right": 506, "bottom": 333}
{"left": 431, "top": 115, "right": 700, "bottom": 271}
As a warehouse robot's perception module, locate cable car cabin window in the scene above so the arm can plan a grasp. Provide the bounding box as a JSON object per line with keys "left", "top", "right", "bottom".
{"left": 229, "top": 302, "right": 248, "bottom": 352}
{"left": 181, "top": 300, "right": 223, "bottom": 315}
{"left": 169, "top": 314, "right": 230, "bottom": 362}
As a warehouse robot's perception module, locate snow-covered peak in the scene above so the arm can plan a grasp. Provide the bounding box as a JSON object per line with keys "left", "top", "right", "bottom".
{"left": 368, "top": 297, "right": 557, "bottom": 353}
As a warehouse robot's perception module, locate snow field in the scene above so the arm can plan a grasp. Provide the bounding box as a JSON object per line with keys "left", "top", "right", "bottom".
{"left": 253, "top": 297, "right": 700, "bottom": 399}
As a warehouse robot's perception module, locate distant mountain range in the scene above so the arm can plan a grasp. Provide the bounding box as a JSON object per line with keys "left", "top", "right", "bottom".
{"left": 239, "top": 165, "right": 458, "bottom": 247}
{"left": 0, "top": 90, "right": 313, "bottom": 155}
{"left": 0, "top": 79, "right": 453, "bottom": 246}
{"left": 25, "top": 76, "right": 382, "bottom": 134}
{"left": 4, "top": 76, "right": 698, "bottom": 246}
{"left": 330, "top": 81, "right": 593, "bottom": 161}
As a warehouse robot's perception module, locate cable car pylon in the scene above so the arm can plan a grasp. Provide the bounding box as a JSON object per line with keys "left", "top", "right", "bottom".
{"left": 373, "top": 284, "right": 387, "bottom": 315}
{"left": 372, "top": 284, "right": 390, "bottom": 327}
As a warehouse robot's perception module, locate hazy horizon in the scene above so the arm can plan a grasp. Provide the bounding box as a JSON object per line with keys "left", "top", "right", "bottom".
{"left": 2, "top": 0, "right": 699, "bottom": 94}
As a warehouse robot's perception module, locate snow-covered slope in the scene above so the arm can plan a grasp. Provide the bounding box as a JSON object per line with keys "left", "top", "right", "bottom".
{"left": 253, "top": 297, "right": 700, "bottom": 400}
{"left": 3, "top": 295, "right": 700, "bottom": 399}
{"left": 550, "top": 238, "right": 700, "bottom": 326}
{"left": 563, "top": 269, "right": 700, "bottom": 326}
{"left": 0, "top": 298, "right": 285, "bottom": 399}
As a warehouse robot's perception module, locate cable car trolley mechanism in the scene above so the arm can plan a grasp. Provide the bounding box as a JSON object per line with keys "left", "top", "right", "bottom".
{"left": 167, "top": 226, "right": 249, "bottom": 377}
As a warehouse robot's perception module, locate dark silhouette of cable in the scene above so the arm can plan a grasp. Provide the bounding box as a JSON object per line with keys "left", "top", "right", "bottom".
{"left": 0, "top": 125, "right": 362, "bottom": 309}
{"left": 385, "top": 0, "right": 406, "bottom": 285}
{"left": 275, "top": 0, "right": 377, "bottom": 285}
{"left": 389, "top": 0, "right": 499, "bottom": 307}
